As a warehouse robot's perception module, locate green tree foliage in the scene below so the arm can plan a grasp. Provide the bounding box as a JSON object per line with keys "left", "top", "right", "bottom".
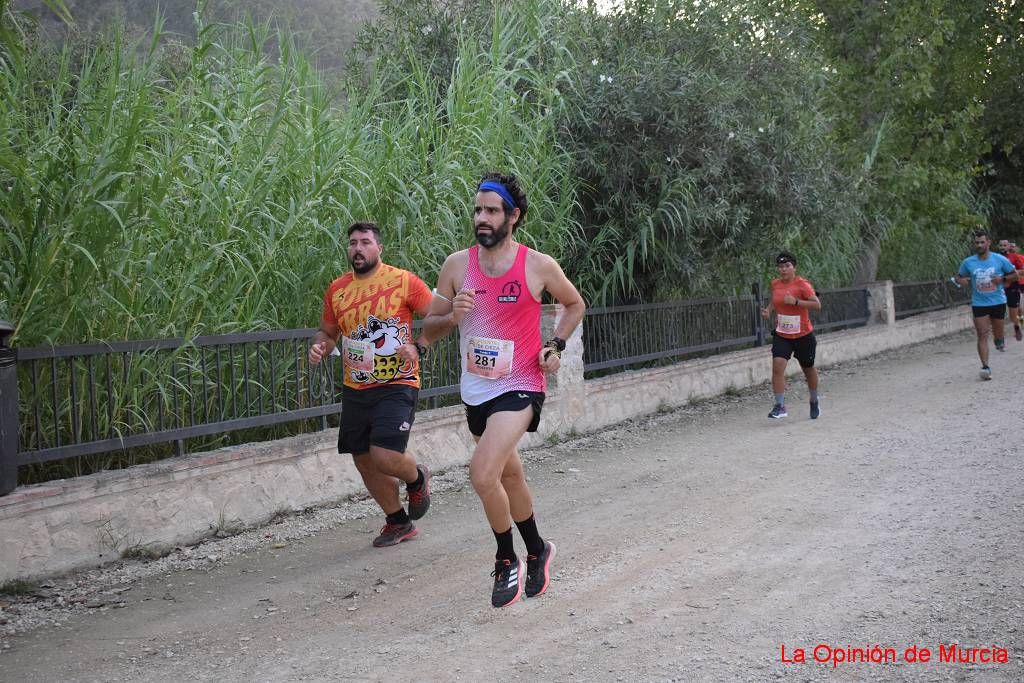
{"left": 977, "top": 0, "right": 1024, "bottom": 240}
{"left": 559, "top": 1, "right": 863, "bottom": 301}
{"left": 3, "top": 0, "right": 1018, "bottom": 345}
{"left": 754, "top": 0, "right": 993, "bottom": 281}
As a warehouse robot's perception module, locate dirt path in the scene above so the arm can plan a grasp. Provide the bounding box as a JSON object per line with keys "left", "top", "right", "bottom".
{"left": 1, "top": 331, "right": 1022, "bottom": 682}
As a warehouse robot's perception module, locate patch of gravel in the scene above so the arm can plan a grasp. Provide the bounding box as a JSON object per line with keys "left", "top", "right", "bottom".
{"left": 0, "top": 476, "right": 456, "bottom": 639}
{"left": 0, "top": 396, "right": 741, "bottom": 642}
{"left": 0, "top": 332, "right": 961, "bottom": 644}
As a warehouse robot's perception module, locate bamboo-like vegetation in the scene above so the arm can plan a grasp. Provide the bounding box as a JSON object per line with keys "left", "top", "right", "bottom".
{"left": 1, "top": 0, "right": 995, "bottom": 483}
{"left": 1, "top": 5, "right": 579, "bottom": 348}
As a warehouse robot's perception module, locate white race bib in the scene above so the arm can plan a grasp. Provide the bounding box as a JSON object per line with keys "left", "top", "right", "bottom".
{"left": 466, "top": 336, "right": 514, "bottom": 379}
{"left": 776, "top": 313, "right": 802, "bottom": 335}
{"left": 342, "top": 337, "right": 375, "bottom": 372}
{"left": 976, "top": 272, "right": 996, "bottom": 293}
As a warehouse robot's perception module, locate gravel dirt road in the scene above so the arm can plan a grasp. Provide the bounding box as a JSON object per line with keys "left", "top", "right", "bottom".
{"left": 1, "top": 330, "right": 1022, "bottom": 682}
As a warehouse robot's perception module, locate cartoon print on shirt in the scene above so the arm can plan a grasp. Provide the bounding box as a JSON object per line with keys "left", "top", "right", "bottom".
{"left": 348, "top": 314, "right": 412, "bottom": 384}
{"left": 974, "top": 267, "right": 997, "bottom": 293}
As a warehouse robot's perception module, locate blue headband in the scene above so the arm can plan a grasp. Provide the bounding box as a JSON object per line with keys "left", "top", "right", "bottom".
{"left": 478, "top": 180, "right": 519, "bottom": 210}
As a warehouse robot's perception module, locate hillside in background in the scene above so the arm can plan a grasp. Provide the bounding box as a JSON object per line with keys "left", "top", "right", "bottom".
{"left": 12, "top": 0, "right": 379, "bottom": 74}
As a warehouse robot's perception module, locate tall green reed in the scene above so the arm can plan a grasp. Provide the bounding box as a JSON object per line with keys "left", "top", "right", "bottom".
{"left": 3, "top": 3, "right": 582, "bottom": 482}
{"left": 2, "top": 3, "right": 578, "bottom": 349}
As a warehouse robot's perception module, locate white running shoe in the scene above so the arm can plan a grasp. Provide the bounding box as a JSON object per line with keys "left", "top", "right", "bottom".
{"left": 980, "top": 367, "right": 992, "bottom": 381}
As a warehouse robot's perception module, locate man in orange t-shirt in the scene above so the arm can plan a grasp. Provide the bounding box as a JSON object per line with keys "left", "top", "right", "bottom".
{"left": 308, "top": 221, "right": 435, "bottom": 548}
{"left": 760, "top": 251, "right": 822, "bottom": 420}
{"left": 997, "top": 238, "right": 1024, "bottom": 341}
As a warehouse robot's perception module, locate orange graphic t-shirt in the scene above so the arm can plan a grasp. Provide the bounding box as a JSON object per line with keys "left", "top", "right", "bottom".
{"left": 321, "top": 264, "right": 432, "bottom": 390}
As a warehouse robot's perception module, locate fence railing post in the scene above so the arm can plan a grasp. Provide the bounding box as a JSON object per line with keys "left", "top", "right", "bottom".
{"left": 863, "top": 281, "right": 896, "bottom": 325}
{"left": 752, "top": 281, "right": 765, "bottom": 347}
{"left": 0, "top": 320, "right": 18, "bottom": 496}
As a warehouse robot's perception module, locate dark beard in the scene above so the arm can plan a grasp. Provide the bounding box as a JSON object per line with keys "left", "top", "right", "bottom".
{"left": 475, "top": 217, "right": 511, "bottom": 248}
{"left": 350, "top": 255, "right": 378, "bottom": 274}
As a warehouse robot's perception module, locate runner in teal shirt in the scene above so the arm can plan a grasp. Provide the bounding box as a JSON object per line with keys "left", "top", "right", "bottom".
{"left": 956, "top": 231, "right": 1018, "bottom": 378}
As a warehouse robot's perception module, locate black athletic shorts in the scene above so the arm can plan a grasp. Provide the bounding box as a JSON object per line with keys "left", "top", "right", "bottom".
{"left": 1005, "top": 284, "right": 1021, "bottom": 308}
{"left": 338, "top": 384, "right": 418, "bottom": 455}
{"left": 464, "top": 390, "right": 545, "bottom": 438}
{"left": 771, "top": 332, "right": 817, "bottom": 368}
{"left": 972, "top": 304, "right": 1007, "bottom": 319}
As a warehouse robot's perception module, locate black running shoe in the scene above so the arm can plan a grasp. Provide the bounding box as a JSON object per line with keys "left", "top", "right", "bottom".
{"left": 372, "top": 521, "right": 418, "bottom": 548}
{"left": 407, "top": 464, "right": 431, "bottom": 520}
{"left": 768, "top": 404, "right": 788, "bottom": 419}
{"left": 525, "top": 541, "right": 557, "bottom": 598}
{"left": 809, "top": 401, "right": 820, "bottom": 420}
{"left": 490, "top": 558, "right": 525, "bottom": 608}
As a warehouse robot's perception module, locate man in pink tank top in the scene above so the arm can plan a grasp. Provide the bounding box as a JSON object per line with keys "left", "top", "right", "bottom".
{"left": 423, "top": 171, "right": 585, "bottom": 608}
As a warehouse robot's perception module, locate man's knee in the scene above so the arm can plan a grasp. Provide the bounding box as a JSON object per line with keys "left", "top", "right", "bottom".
{"left": 469, "top": 462, "right": 501, "bottom": 494}
{"left": 500, "top": 465, "right": 525, "bottom": 489}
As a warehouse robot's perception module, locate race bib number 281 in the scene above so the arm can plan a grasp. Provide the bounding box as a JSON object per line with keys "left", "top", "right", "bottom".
{"left": 467, "top": 336, "right": 514, "bottom": 379}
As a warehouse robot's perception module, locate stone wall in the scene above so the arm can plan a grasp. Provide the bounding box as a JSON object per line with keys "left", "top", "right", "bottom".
{"left": 0, "top": 290, "right": 971, "bottom": 582}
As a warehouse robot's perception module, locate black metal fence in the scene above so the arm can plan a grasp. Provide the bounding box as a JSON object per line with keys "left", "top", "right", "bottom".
{"left": 0, "top": 280, "right": 962, "bottom": 494}
{"left": 0, "top": 322, "right": 462, "bottom": 494}
{"left": 583, "top": 285, "right": 871, "bottom": 377}
{"left": 814, "top": 287, "right": 872, "bottom": 332}
{"left": 15, "top": 329, "right": 336, "bottom": 466}
{"left": 893, "top": 280, "right": 970, "bottom": 320}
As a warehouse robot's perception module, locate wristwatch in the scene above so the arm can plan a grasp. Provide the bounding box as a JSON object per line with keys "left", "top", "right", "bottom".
{"left": 545, "top": 336, "right": 566, "bottom": 353}
{"left": 414, "top": 342, "right": 429, "bottom": 359}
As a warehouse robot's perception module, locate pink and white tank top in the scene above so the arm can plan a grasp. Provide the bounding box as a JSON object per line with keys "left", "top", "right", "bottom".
{"left": 459, "top": 244, "right": 545, "bottom": 405}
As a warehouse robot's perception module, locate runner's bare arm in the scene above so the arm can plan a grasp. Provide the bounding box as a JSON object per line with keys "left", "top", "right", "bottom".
{"left": 539, "top": 253, "right": 585, "bottom": 340}
{"left": 800, "top": 294, "right": 822, "bottom": 312}
{"left": 309, "top": 322, "right": 341, "bottom": 365}
{"left": 422, "top": 252, "right": 470, "bottom": 342}
{"left": 403, "top": 293, "right": 437, "bottom": 360}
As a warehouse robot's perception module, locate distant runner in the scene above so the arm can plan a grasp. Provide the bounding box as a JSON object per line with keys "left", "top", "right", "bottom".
{"left": 957, "top": 231, "right": 1017, "bottom": 379}
{"left": 997, "top": 238, "right": 1024, "bottom": 342}
{"left": 761, "top": 251, "right": 822, "bottom": 419}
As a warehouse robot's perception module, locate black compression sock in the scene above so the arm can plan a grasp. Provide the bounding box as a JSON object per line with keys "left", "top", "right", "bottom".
{"left": 386, "top": 508, "right": 410, "bottom": 525}
{"left": 406, "top": 467, "right": 424, "bottom": 491}
{"left": 493, "top": 527, "right": 516, "bottom": 562}
{"left": 514, "top": 514, "right": 545, "bottom": 558}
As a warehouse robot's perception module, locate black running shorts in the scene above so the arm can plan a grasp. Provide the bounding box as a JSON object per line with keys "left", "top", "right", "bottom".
{"left": 771, "top": 332, "right": 817, "bottom": 369}
{"left": 464, "top": 390, "right": 545, "bottom": 438}
{"left": 972, "top": 304, "right": 1007, "bottom": 319}
{"left": 1005, "top": 284, "right": 1021, "bottom": 308}
{"left": 338, "top": 384, "right": 418, "bottom": 455}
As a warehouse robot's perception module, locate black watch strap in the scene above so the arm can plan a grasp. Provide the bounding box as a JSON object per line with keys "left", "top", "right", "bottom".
{"left": 414, "top": 342, "right": 429, "bottom": 358}
{"left": 546, "top": 336, "right": 566, "bottom": 352}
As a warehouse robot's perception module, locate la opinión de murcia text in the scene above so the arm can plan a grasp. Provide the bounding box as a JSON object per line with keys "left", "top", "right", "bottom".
{"left": 779, "top": 643, "right": 1010, "bottom": 668}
